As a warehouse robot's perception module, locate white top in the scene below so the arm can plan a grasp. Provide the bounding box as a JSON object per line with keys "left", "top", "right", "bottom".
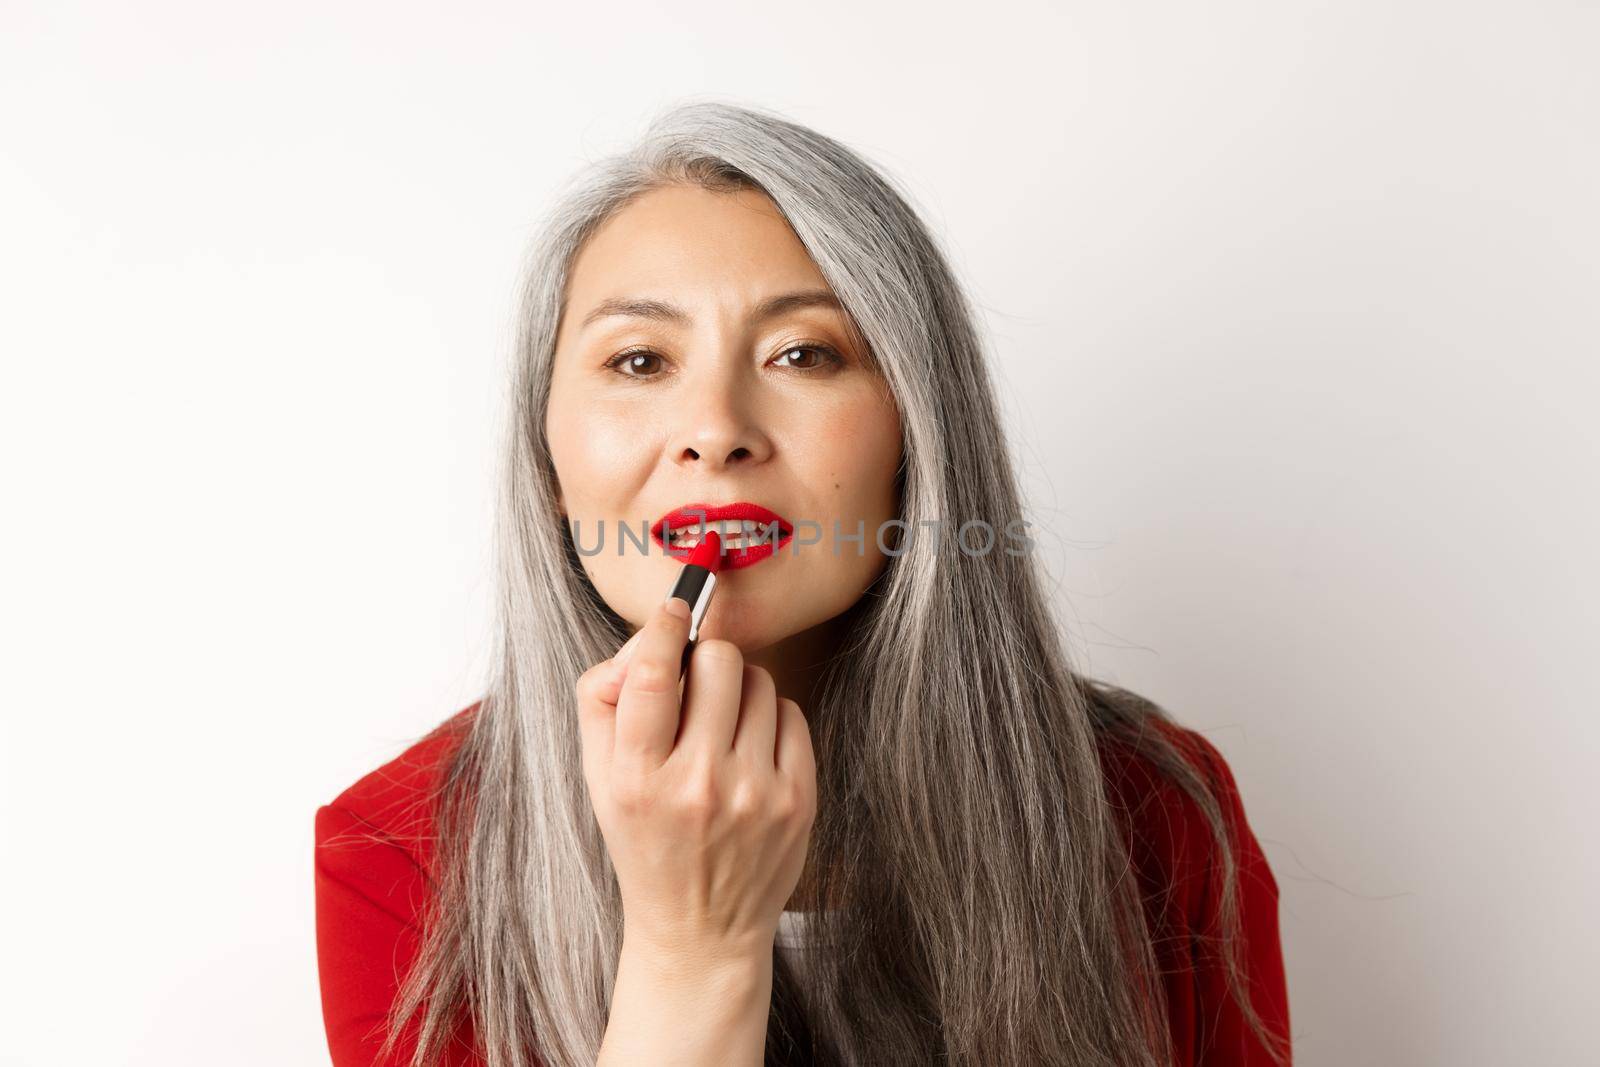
{"left": 775, "top": 908, "right": 815, "bottom": 952}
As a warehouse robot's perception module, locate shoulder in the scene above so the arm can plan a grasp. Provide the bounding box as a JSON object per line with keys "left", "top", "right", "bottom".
{"left": 1094, "top": 715, "right": 1279, "bottom": 930}
{"left": 315, "top": 702, "right": 479, "bottom": 870}
{"left": 1093, "top": 712, "right": 1291, "bottom": 1062}
{"left": 314, "top": 703, "right": 486, "bottom": 1065}
{"left": 1097, "top": 716, "right": 1251, "bottom": 818}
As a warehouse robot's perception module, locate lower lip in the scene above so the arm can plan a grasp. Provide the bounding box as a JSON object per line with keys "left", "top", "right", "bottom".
{"left": 655, "top": 530, "right": 794, "bottom": 570}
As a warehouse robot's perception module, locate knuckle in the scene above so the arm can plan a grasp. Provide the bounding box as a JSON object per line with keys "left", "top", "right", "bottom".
{"left": 797, "top": 782, "right": 818, "bottom": 823}
{"left": 790, "top": 776, "right": 816, "bottom": 815}
{"left": 609, "top": 774, "right": 650, "bottom": 813}
{"left": 777, "top": 766, "right": 815, "bottom": 821}
{"left": 626, "top": 659, "right": 677, "bottom": 694}
{"left": 727, "top": 779, "right": 762, "bottom": 820}
{"left": 693, "top": 639, "right": 744, "bottom": 669}
{"left": 744, "top": 665, "right": 776, "bottom": 699}
{"left": 676, "top": 775, "right": 719, "bottom": 822}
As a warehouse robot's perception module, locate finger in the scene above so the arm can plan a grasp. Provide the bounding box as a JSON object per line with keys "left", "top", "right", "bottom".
{"left": 775, "top": 698, "right": 816, "bottom": 785}
{"left": 614, "top": 597, "right": 693, "bottom": 766}
{"left": 613, "top": 627, "right": 645, "bottom": 669}
{"left": 731, "top": 665, "right": 778, "bottom": 770}
{"left": 575, "top": 629, "right": 647, "bottom": 776}
{"left": 678, "top": 639, "right": 748, "bottom": 754}
{"left": 589, "top": 628, "right": 646, "bottom": 709}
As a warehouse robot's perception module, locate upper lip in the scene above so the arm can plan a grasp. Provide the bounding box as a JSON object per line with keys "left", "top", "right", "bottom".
{"left": 651, "top": 501, "right": 795, "bottom": 542}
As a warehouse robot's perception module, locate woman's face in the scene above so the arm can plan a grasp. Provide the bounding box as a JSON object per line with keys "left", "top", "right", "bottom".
{"left": 546, "top": 184, "right": 903, "bottom": 657}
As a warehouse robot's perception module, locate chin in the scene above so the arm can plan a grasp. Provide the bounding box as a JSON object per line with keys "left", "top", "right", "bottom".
{"left": 694, "top": 609, "right": 783, "bottom": 653}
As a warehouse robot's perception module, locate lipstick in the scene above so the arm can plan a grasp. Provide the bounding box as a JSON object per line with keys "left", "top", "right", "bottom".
{"left": 652, "top": 503, "right": 795, "bottom": 571}
{"left": 666, "top": 529, "right": 723, "bottom": 678}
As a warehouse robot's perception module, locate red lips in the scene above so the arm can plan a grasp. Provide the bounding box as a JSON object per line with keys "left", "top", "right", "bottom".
{"left": 650, "top": 501, "right": 795, "bottom": 570}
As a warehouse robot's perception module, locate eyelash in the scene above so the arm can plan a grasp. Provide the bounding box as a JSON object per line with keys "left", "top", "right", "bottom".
{"left": 601, "top": 343, "right": 844, "bottom": 380}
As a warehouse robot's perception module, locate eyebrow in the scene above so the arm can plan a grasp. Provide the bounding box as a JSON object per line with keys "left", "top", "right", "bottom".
{"left": 578, "top": 289, "right": 844, "bottom": 332}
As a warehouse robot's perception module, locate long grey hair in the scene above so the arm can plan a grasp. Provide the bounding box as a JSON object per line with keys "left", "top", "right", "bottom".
{"left": 377, "top": 99, "right": 1289, "bottom": 1067}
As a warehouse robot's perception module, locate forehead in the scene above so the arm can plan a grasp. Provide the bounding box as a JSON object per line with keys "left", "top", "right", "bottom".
{"left": 563, "top": 184, "right": 830, "bottom": 312}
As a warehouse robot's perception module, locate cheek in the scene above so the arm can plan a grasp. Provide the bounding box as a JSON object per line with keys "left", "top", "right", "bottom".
{"left": 822, "top": 398, "right": 902, "bottom": 516}
{"left": 546, "top": 403, "right": 642, "bottom": 499}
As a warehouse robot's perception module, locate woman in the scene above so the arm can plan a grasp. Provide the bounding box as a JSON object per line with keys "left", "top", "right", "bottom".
{"left": 314, "top": 100, "right": 1291, "bottom": 1067}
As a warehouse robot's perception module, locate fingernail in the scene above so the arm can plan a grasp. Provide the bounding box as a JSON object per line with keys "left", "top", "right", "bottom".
{"left": 663, "top": 596, "right": 691, "bottom": 621}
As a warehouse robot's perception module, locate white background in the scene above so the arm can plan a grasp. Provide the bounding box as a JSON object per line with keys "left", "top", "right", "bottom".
{"left": 3, "top": 2, "right": 1596, "bottom": 1064}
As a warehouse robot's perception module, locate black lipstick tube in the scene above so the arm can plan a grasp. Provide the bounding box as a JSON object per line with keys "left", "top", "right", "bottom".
{"left": 667, "top": 559, "right": 718, "bottom": 679}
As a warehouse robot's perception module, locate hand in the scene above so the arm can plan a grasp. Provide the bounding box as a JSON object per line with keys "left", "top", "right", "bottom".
{"left": 576, "top": 597, "right": 818, "bottom": 964}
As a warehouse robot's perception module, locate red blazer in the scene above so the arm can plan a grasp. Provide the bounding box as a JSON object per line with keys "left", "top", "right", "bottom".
{"left": 314, "top": 704, "right": 1290, "bottom": 1066}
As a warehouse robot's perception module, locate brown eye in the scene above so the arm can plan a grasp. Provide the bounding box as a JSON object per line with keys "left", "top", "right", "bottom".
{"left": 775, "top": 344, "right": 843, "bottom": 372}
{"left": 603, "top": 349, "right": 666, "bottom": 378}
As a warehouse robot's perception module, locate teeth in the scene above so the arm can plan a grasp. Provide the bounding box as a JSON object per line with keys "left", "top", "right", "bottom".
{"left": 666, "top": 518, "right": 782, "bottom": 550}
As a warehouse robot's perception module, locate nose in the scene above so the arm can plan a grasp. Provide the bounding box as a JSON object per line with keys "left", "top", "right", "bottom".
{"left": 669, "top": 360, "right": 774, "bottom": 470}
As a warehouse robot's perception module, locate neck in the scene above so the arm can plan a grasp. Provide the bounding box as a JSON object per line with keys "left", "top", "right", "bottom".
{"left": 742, "top": 603, "right": 856, "bottom": 714}
{"left": 744, "top": 604, "right": 863, "bottom": 913}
